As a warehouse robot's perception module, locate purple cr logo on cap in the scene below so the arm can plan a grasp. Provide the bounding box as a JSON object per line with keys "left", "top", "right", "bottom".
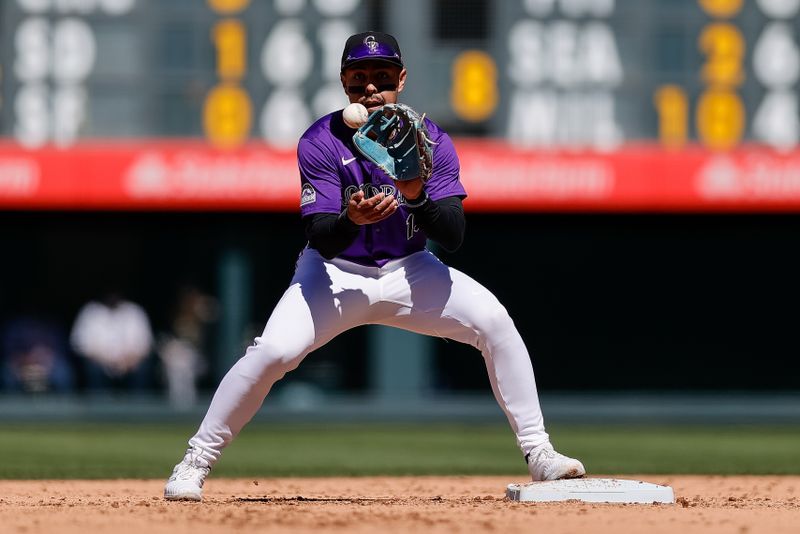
{"left": 341, "top": 31, "right": 403, "bottom": 70}
{"left": 365, "top": 35, "right": 379, "bottom": 53}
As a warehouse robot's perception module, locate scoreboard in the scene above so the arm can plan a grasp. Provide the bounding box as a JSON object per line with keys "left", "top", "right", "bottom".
{"left": 0, "top": 0, "right": 364, "bottom": 148}
{"left": 2, "top": 0, "right": 800, "bottom": 211}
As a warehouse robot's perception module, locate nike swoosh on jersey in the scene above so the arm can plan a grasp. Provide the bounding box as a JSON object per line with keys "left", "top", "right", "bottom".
{"left": 341, "top": 156, "right": 357, "bottom": 165}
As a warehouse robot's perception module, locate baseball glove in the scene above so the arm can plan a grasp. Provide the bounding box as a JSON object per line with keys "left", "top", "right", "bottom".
{"left": 352, "top": 103, "right": 435, "bottom": 183}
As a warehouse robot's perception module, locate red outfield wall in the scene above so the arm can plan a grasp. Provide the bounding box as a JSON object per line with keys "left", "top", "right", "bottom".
{"left": 2, "top": 140, "right": 800, "bottom": 212}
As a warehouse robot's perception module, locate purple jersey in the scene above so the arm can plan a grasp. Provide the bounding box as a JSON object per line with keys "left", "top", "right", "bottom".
{"left": 297, "top": 108, "right": 467, "bottom": 267}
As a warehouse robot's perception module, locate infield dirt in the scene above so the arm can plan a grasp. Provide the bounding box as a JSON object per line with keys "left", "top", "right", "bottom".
{"left": 1, "top": 475, "right": 798, "bottom": 534}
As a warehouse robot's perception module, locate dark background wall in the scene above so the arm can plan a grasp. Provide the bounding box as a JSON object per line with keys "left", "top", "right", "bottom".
{"left": 437, "top": 213, "right": 800, "bottom": 392}
{"left": 2, "top": 211, "right": 798, "bottom": 393}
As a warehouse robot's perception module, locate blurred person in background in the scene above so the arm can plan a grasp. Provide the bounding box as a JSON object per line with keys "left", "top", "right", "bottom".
{"left": 157, "top": 284, "right": 217, "bottom": 410}
{"left": 1, "top": 316, "right": 75, "bottom": 394}
{"left": 163, "top": 31, "right": 584, "bottom": 502}
{"left": 70, "top": 291, "right": 154, "bottom": 395}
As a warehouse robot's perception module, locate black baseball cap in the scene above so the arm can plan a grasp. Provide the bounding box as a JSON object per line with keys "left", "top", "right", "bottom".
{"left": 341, "top": 31, "right": 403, "bottom": 72}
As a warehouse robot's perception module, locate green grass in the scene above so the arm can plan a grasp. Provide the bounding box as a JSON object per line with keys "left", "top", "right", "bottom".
{"left": 0, "top": 423, "right": 798, "bottom": 479}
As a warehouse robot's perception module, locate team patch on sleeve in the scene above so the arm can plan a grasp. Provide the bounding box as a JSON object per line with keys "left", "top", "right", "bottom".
{"left": 300, "top": 183, "right": 317, "bottom": 206}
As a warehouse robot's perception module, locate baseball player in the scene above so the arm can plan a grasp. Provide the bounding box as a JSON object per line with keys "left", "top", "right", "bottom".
{"left": 164, "top": 31, "right": 585, "bottom": 501}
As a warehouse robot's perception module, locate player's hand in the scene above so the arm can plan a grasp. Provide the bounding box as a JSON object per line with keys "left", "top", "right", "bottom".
{"left": 346, "top": 189, "right": 399, "bottom": 225}
{"left": 393, "top": 178, "right": 424, "bottom": 202}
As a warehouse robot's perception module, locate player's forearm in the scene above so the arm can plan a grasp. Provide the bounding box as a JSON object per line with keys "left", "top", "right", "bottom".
{"left": 304, "top": 210, "right": 360, "bottom": 259}
{"left": 406, "top": 194, "right": 465, "bottom": 252}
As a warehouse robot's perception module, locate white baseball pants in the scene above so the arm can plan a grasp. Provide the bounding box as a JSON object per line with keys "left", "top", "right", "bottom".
{"left": 188, "top": 248, "right": 550, "bottom": 464}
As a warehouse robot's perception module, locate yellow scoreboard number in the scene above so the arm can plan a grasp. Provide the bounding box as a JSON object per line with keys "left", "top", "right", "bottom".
{"left": 203, "top": 84, "right": 252, "bottom": 149}
{"left": 450, "top": 51, "right": 498, "bottom": 123}
{"left": 696, "top": 87, "right": 745, "bottom": 150}
{"left": 654, "top": 85, "right": 689, "bottom": 149}
{"left": 207, "top": 0, "right": 251, "bottom": 15}
{"left": 655, "top": 0, "right": 746, "bottom": 150}
{"left": 699, "top": 0, "right": 743, "bottom": 18}
{"left": 204, "top": 1, "right": 252, "bottom": 148}
{"left": 699, "top": 23, "right": 745, "bottom": 87}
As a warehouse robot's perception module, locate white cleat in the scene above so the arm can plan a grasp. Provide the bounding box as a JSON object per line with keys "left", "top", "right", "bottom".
{"left": 164, "top": 447, "right": 211, "bottom": 502}
{"left": 526, "top": 443, "right": 586, "bottom": 482}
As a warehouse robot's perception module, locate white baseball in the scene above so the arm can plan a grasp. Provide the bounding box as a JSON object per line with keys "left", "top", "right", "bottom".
{"left": 343, "top": 103, "right": 369, "bottom": 129}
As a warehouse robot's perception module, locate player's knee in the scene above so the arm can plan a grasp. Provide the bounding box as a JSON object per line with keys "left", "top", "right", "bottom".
{"left": 245, "top": 338, "right": 306, "bottom": 374}
{"left": 476, "top": 303, "right": 515, "bottom": 337}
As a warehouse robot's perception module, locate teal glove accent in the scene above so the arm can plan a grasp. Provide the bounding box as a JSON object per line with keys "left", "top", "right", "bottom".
{"left": 352, "top": 103, "right": 434, "bottom": 183}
